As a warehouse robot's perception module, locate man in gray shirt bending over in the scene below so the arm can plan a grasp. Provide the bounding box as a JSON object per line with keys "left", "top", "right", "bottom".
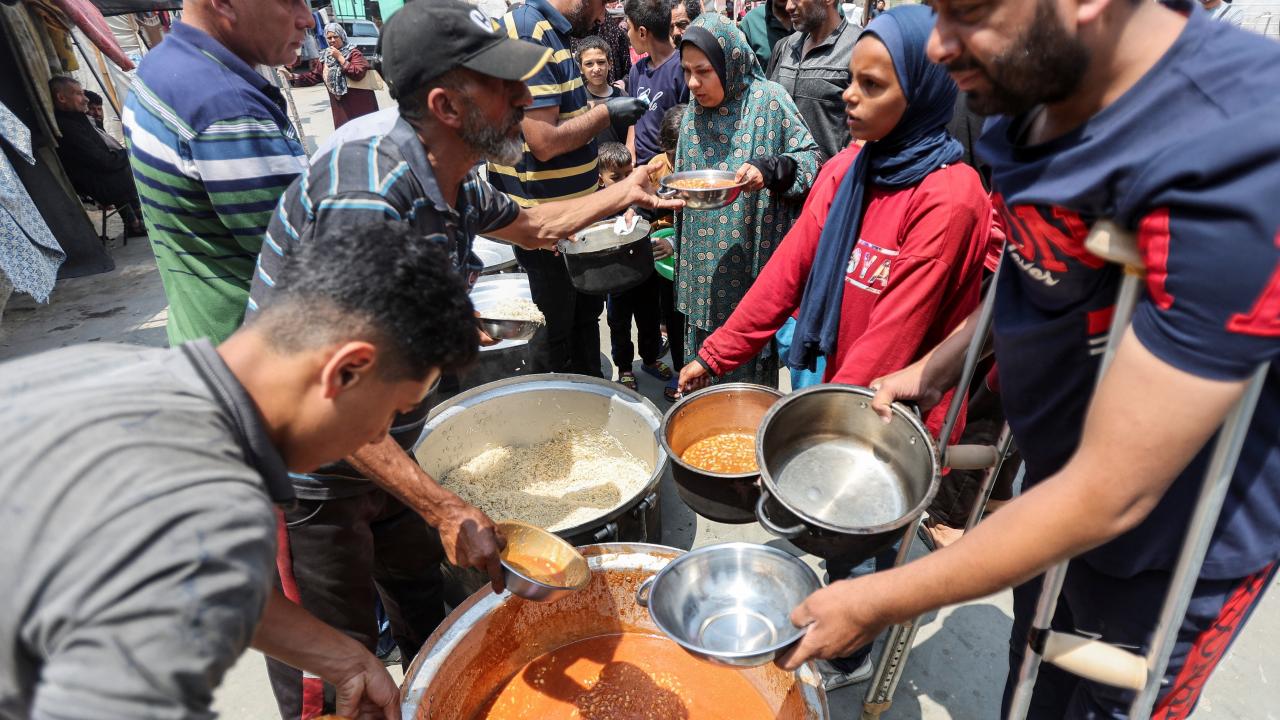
{"left": 0, "top": 221, "right": 478, "bottom": 720}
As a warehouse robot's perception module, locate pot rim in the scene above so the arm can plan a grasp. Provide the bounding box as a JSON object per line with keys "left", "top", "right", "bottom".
{"left": 659, "top": 382, "right": 783, "bottom": 481}
{"left": 756, "top": 384, "right": 940, "bottom": 536}
{"left": 644, "top": 541, "right": 819, "bottom": 662}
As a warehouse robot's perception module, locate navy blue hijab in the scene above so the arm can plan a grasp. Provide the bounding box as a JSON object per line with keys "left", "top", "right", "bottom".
{"left": 787, "top": 5, "right": 963, "bottom": 372}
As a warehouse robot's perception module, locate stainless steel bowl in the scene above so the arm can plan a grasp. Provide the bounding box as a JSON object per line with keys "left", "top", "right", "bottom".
{"left": 476, "top": 316, "right": 541, "bottom": 342}
{"left": 497, "top": 521, "right": 591, "bottom": 603}
{"left": 755, "top": 385, "right": 940, "bottom": 561}
{"left": 635, "top": 542, "right": 820, "bottom": 667}
{"left": 658, "top": 170, "right": 747, "bottom": 210}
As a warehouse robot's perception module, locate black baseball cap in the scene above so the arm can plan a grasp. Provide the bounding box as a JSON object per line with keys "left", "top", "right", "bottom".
{"left": 381, "top": 0, "right": 553, "bottom": 98}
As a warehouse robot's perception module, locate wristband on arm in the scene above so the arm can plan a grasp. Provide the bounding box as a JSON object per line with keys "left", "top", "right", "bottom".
{"left": 745, "top": 155, "right": 798, "bottom": 193}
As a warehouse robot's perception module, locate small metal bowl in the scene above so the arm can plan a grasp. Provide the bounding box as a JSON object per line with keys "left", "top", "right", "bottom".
{"left": 635, "top": 542, "right": 820, "bottom": 666}
{"left": 476, "top": 316, "right": 541, "bottom": 342}
{"left": 498, "top": 521, "right": 591, "bottom": 603}
{"left": 658, "top": 170, "right": 747, "bottom": 210}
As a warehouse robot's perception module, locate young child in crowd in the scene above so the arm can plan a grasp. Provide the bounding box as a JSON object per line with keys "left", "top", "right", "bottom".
{"left": 578, "top": 36, "right": 633, "bottom": 146}
{"left": 650, "top": 105, "right": 685, "bottom": 400}
{"left": 598, "top": 142, "right": 672, "bottom": 392}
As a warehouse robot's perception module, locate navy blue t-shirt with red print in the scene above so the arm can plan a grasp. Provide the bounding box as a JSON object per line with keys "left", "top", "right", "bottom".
{"left": 981, "top": 10, "right": 1280, "bottom": 581}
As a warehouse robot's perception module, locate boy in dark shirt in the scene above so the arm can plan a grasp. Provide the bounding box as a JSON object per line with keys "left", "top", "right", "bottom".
{"left": 623, "top": 0, "right": 690, "bottom": 165}
{"left": 599, "top": 141, "right": 673, "bottom": 391}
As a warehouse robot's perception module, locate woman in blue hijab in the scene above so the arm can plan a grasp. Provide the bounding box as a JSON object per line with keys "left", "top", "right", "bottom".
{"left": 678, "top": 7, "right": 995, "bottom": 686}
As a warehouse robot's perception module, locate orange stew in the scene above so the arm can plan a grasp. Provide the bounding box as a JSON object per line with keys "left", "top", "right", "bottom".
{"left": 681, "top": 432, "right": 757, "bottom": 474}
{"left": 503, "top": 552, "right": 569, "bottom": 586}
{"left": 473, "top": 633, "right": 780, "bottom": 719}
{"left": 668, "top": 178, "right": 736, "bottom": 190}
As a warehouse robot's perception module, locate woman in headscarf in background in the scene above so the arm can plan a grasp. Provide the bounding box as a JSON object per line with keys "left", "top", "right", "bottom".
{"left": 289, "top": 23, "right": 379, "bottom": 128}
{"left": 674, "top": 14, "right": 821, "bottom": 387}
{"left": 678, "top": 5, "right": 995, "bottom": 687}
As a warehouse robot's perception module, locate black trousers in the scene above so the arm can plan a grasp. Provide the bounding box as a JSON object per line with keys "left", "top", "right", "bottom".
{"left": 657, "top": 275, "right": 685, "bottom": 368}
{"left": 607, "top": 272, "right": 662, "bottom": 369}
{"left": 515, "top": 247, "right": 604, "bottom": 376}
{"left": 80, "top": 167, "right": 142, "bottom": 225}
{"left": 267, "top": 489, "right": 446, "bottom": 719}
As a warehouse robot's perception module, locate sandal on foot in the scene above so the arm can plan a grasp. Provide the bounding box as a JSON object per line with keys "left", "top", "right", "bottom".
{"left": 664, "top": 378, "right": 680, "bottom": 402}
{"left": 641, "top": 360, "right": 673, "bottom": 381}
{"left": 618, "top": 371, "right": 638, "bottom": 390}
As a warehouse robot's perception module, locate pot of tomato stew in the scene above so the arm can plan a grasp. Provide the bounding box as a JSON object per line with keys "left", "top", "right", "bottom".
{"left": 660, "top": 383, "right": 782, "bottom": 523}
{"left": 399, "top": 542, "right": 828, "bottom": 719}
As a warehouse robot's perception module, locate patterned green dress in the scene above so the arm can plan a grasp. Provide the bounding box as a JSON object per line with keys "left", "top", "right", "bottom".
{"left": 674, "top": 14, "right": 821, "bottom": 387}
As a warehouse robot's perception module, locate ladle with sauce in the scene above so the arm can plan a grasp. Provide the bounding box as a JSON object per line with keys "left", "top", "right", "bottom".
{"left": 497, "top": 521, "right": 591, "bottom": 603}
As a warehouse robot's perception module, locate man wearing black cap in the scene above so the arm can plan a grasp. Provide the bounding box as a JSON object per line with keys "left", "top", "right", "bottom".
{"left": 251, "top": 3, "right": 671, "bottom": 717}
{"left": 492, "top": 0, "right": 649, "bottom": 377}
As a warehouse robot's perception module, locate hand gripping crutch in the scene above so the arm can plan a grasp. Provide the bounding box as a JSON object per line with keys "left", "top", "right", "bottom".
{"left": 1005, "top": 221, "right": 1272, "bottom": 720}
{"left": 861, "top": 261, "right": 1015, "bottom": 719}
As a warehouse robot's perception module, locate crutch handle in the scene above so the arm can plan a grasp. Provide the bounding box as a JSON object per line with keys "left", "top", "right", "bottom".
{"left": 943, "top": 444, "right": 1000, "bottom": 470}
{"left": 1084, "top": 220, "right": 1144, "bottom": 270}
{"left": 1041, "top": 631, "right": 1147, "bottom": 692}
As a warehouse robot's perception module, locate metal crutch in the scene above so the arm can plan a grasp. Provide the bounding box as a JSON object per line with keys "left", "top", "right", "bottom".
{"left": 1005, "top": 221, "right": 1272, "bottom": 719}
{"left": 861, "top": 261, "right": 1012, "bottom": 719}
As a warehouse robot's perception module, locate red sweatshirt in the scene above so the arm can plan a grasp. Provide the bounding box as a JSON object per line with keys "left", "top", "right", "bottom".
{"left": 698, "top": 145, "right": 994, "bottom": 440}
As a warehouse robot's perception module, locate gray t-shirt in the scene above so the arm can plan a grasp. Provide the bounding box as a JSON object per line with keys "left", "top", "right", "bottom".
{"left": 0, "top": 341, "right": 292, "bottom": 720}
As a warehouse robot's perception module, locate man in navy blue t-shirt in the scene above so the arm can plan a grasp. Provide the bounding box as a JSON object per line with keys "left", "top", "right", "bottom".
{"left": 624, "top": 0, "right": 690, "bottom": 165}
{"left": 775, "top": 1, "right": 1280, "bottom": 717}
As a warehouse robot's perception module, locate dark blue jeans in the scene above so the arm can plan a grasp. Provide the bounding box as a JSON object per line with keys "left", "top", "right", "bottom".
{"left": 825, "top": 543, "right": 899, "bottom": 672}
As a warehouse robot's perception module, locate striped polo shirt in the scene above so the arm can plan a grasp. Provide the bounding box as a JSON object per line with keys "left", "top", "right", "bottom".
{"left": 247, "top": 116, "right": 519, "bottom": 499}
{"left": 124, "top": 22, "right": 307, "bottom": 346}
{"left": 489, "top": 0, "right": 599, "bottom": 206}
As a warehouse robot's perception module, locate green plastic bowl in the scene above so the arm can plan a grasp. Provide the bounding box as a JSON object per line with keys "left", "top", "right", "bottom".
{"left": 653, "top": 228, "right": 676, "bottom": 281}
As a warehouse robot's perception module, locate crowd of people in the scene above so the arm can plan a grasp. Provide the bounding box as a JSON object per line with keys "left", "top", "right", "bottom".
{"left": 1, "top": 0, "right": 1278, "bottom": 718}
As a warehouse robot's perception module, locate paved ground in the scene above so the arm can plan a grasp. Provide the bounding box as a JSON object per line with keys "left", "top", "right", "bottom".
{"left": 3, "top": 84, "right": 1275, "bottom": 719}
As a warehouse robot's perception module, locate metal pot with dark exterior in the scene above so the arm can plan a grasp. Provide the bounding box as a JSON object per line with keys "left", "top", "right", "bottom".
{"left": 660, "top": 383, "right": 782, "bottom": 523}
{"left": 558, "top": 217, "right": 653, "bottom": 295}
{"left": 415, "top": 374, "right": 668, "bottom": 604}
{"left": 754, "top": 385, "right": 940, "bottom": 562}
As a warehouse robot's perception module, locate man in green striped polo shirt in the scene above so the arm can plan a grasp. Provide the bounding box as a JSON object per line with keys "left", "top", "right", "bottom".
{"left": 124, "top": 0, "right": 314, "bottom": 345}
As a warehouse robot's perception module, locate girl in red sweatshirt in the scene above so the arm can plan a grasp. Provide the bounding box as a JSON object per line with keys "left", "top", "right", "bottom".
{"left": 678, "top": 8, "right": 994, "bottom": 441}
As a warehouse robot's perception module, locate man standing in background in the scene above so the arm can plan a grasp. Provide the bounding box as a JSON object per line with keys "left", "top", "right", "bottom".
{"left": 740, "top": 0, "right": 794, "bottom": 69}
{"left": 124, "top": 0, "right": 312, "bottom": 346}
{"left": 767, "top": 0, "right": 859, "bottom": 161}
{"left": 669, "top": 0, "right": 702, "bottom": 43}
{"left": 492, "top": 0, "right": 647, "bottom": 375}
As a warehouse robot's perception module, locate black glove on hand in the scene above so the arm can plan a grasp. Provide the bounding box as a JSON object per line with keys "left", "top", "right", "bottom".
{"left": 604, "top": 96, "right": 649, "bottom": 126}
{"left": 746, "top": 155, "right": 798, "bottom": 193}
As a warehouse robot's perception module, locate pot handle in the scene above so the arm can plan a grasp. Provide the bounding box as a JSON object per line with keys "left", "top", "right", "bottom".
{"left": 656, "top": 186, "right": 679, "bottom": 199}
{"left": 944, "top": 444, "right": 1000, "bottom": 470}
{"left": 635, "top": 576, "right": 655, "bottom": 608}
{"left": 755, "top": 490, "right": 805, "bottom": 539}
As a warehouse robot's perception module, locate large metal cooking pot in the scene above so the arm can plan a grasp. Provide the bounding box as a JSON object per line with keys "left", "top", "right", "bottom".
{"left": 400, "top": 542, "right": 829, "bottom": 719}
{"left": 416, "top": 375, "right": 668, "bottom": 599}
{"left": 660, "top": 383, "right": 782, "bottom": 523}
{"left": 557, "top": 217, "right": 653, "bottom": 295}
{"left": 472, "top": 236, "right": 518, "bottom": 274}
{"left": 754, "top": 385, "right": 940, "bottom": 562}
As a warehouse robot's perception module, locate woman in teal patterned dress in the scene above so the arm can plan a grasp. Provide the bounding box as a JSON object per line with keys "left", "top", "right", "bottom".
{"left": 674, "top": 14, "right": 821, "bottom": 387}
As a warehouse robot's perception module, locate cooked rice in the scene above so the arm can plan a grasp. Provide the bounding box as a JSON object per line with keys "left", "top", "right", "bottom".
{"left": 480, "top": 298, "right": 546, "bottom": 324}
{"left": 441, "top": 426, "right": 650, "bottom": 531}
